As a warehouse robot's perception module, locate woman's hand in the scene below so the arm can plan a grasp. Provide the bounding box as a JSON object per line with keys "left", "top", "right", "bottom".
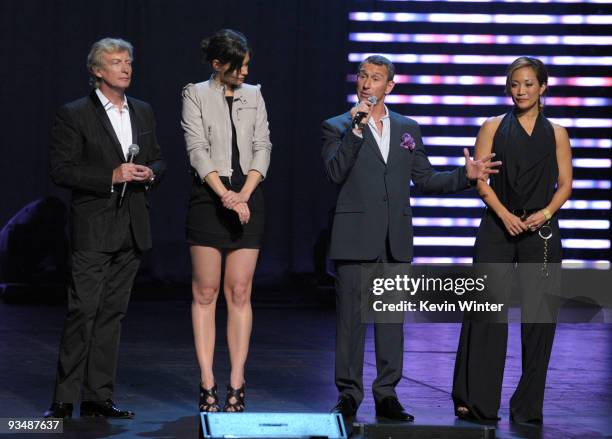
{"left": 232, "top": 202, "right": 250, "bottom": 225}
{"left": 500, "top": 211, "right": 529, "bottom": 236}
{"left": 524, "top": 211, "right": 548, "bottom": 232}
{"left": 221, "top": 190, "right": 249, "bottom": 209}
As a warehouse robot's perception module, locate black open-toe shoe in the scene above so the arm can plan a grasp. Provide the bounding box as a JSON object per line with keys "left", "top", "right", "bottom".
{"left": 456, "top": 405, "right": 500, "bottom": 423}
{"left": 223, "top": 383, "right": 246, "bottom": 412}
{"left": 455, "top": 406, "right": 478, "bottom": 421}
{"left": 199, "top": 384, "right": 220, "bottom": 412}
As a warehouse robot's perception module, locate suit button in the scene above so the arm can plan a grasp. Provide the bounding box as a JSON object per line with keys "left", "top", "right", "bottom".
{"left": 383, "top": 195, "right": 388, "bottom": 202}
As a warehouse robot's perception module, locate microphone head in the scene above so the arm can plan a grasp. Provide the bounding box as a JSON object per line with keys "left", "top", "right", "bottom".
{"left": 367, "top": 96, "right": 378, "bottom": 105}
{"left": 128, "top": 144, "right": 140, "bottom": 156}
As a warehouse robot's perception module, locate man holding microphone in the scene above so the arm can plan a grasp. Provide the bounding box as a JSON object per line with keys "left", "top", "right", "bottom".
{"left": 44, "top": 37, "right": 165, "bottom": 419}
{"left": 322, "top": 55, "right": 500, "bottom": 421}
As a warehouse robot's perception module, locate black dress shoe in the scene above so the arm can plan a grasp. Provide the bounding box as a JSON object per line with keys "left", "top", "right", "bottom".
{"left": 43, "top": 402, "right": 73, "bottom": 419}
{"left": 331, "top": 394, "right": 357, "bottom": 417}
{"left": 510, "top": 412, "right": 542, "bottom": 425}
{"left": 80, "top": 399, "right": 134, "bottom": 418}
{"left": 375, "top": 397, "right": 414, "bottom": 422}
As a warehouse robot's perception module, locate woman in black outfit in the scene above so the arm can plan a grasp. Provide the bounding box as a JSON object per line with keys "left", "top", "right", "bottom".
{"left": 452, "top": 57, "right": 572, "bottom": 424}
{"left": 181, "top": 29, "right": 272, "bottom": 412}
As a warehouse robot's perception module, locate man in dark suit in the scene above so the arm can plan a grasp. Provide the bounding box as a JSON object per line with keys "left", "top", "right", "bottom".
{"left": 322, "top": 55, "right": 499, "bottom": 422}
{"left": 44, "top": 38, "right": 165, "bottom": 419}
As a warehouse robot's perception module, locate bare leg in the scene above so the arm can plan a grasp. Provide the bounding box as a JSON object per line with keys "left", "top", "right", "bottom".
{"left": 190, "top": 246, "right": 222, "bottom": 389}
{"left": 223, "top": 248, "right": 259, "bottom": 392}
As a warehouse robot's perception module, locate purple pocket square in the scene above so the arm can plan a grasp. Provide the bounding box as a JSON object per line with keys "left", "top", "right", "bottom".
{"left": 400, "top": 133, "right": 416, "bottom": 151}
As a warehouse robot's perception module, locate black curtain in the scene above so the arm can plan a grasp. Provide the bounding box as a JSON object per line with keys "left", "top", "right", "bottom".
{"left": 0, "top": 0, "right": 350, "bottom": 285}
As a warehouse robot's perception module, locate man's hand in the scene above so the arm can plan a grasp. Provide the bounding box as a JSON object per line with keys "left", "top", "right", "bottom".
{"left": 463, "top": 148, "right": 502, "bottom": 182}
{"left": 350, "top": 98, "right": 374, "bottom": 131}
{"left": 112, "top": 164, "right": 154, "bottom": 184}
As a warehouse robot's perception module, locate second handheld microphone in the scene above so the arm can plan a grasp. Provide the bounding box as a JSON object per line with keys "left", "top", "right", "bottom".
{"left": 118, "top": 144, "right": 140, "bottom": 208}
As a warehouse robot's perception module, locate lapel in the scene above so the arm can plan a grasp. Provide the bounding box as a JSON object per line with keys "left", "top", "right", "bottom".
{"left": 233, "top": 86, "right": 246, "bottom": 105}
{"left": 127, "top": 96, "right": 139, "bottom": 149}
{"left": 386, "top": 112, "right": 403, "bottom": 169}
{"left": 363, "top": 124, "right": 385, "bottom": 165}
{"left": 89, "top": 91, "right": 127, "bottom": 163}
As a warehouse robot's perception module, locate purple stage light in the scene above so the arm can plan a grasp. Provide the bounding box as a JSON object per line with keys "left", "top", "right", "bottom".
{"left": 412, "top": 258, "right": 611, "bottom": 270}
{"left": 417, "top": 137, "right": 611, "bottom": 149}
{"left": 412, "top": 218, "right": 610, "bottom": 229}
{"left": 408, "top": 116, "right": 612, "bottom": 128}
{"left": 347, "top": 94, "right": 612, "bottom": 106}
{"left": 346, "top": 74, "right": 612, "bottom": 87}
{"left": 349, "top": 53, "right": 612, "bottom": 66}
{"left": 350, "top": 32, "right": 612, "bottom": 46}
{"left": 349, "top": 12, "right": 612, "bottom": 25}
{"left": 349, "top": 0, "right": 611, "bottom": 263}
{"left": 413, "top": 237, "right": 610, "bottom": 248}
{"left": 384, "top": 0, "right": 612, "bottom": 3}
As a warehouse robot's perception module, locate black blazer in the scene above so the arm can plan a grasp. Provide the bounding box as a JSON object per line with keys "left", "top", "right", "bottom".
{"left": 49, "top": 91, "right": 166, "bottom": 252}
{"left": 322, "top": 110, "right": 469, "bottom": 262}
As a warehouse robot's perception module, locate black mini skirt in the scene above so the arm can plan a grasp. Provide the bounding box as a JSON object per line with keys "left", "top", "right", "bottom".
{"left": 186, "top": 177, "right": 264, "bottom": 249}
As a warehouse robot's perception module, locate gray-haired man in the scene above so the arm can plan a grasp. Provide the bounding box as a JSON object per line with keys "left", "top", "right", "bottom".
{"left": 44, "top": 37, "right": 165, "bottom": 419}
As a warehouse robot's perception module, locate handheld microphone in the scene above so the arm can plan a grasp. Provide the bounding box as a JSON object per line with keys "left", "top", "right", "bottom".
{"left": 352, "top": 95, "right": 378, "bottom": 129}
{"left": 118, "top": 144, "right": 140, "bottom": 208}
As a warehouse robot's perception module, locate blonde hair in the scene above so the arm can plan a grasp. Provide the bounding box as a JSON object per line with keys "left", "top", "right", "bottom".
{"left": 86, "top": 38, "right": 133, "bottom": 88}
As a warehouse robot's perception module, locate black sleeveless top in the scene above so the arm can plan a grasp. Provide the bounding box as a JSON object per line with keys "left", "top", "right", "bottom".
{"left": 489, "top": 111, "right": 558, "bottom": 210}
{"left": 226, "top": 96, "right": 246, "bottom": 186}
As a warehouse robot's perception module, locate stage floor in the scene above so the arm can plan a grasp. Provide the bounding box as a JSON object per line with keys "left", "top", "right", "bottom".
{"left": 1, "top": 294, "right": 610, "bottom": 438}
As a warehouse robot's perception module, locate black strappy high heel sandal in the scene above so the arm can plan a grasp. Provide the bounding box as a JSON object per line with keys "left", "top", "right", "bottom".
{"left": 223, "top": 383, "right": 246, "bottom": 412}
{"left": 199, "top": 384, "right": 220, "bottom": 412}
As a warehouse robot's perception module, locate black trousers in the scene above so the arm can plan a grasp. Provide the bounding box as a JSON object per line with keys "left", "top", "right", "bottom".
{"left": 452, "top": 210, "right": 561, "bottom": 422}
{"left": 334, "top": 239, "right": 403, "bottom": 405}
{"left": 53, "top": 228, "right": 141, "bottom": 403}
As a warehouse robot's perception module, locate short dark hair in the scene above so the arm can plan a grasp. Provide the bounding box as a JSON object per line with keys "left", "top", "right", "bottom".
{"left": 358, "top": 55, "right": 395, "bottom": 81}
{"left": 200, "top": 29, "right": 250, "bottom": 75}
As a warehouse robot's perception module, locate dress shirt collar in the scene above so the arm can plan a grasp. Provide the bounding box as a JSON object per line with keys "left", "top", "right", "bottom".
{"left": 95, "top": 88, "right": 128, "bottom": 112}
{"left": 368, "top": 104, "right": 390, "bottom": 129}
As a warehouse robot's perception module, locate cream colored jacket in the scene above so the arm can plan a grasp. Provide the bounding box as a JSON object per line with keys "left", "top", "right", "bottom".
{"left": 181, "top": 78, "right": 272, "bottom": 179}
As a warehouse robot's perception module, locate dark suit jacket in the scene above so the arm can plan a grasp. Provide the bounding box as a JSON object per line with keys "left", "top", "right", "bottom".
{"left": 322, "top": 110, "right": 469, "bottom": 262}
{"left": 49, "top": 91, "right": 166, "bottom": 252}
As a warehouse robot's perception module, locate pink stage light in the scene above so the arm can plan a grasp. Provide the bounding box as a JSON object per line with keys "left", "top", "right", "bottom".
{"left": 384, "top": 0, "right": 612, "bottom": 3}
{"left": 349, "top": 12, "right": 612, "bottom": 25}
{"left": 413, "top": 237, "right": 610, "bottom": 248}
{"left": 349, "top": 52, "right": 612, "bottom": 66}
{"left": 408, "top": 116, "right": 612, "bottom": 128}
{"left": 411, "top": 258, "right": 610, "bottom": 270}
{"left": 347, "top": 74, "right": 612, "bottom": 87}
{"left": 347, "top": 94, "right": 612, "bottom": 106}
{"left": 409, "top": 198, "right": 611, "bottom": 209}
{"left": 350, "top": 32, "right": 612, "bottom": 45}
{"left": 412, "top": 218, "right": 610, "bottom": 229}
{"left": 417, "top": 137, "right": 611, "bottom": 148}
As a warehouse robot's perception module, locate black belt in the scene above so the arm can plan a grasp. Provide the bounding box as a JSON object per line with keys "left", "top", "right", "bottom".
{"left": 511, "top": 208, "right": 542, "bottom": 221}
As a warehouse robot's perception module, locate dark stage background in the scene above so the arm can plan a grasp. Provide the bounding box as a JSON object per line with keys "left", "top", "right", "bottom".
{"left": 1, "top": 0, "right": 610, "bottom": 290}
{"left": 0, "top": 0, "right": 351, "bottom": 286}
